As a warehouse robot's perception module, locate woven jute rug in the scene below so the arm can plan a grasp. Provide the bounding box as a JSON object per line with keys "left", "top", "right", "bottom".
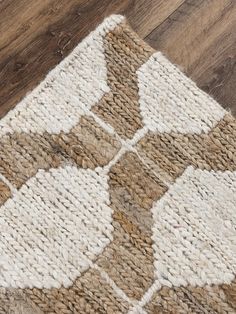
{"left": 0, "top": 14, "right": 235, "bottom": 314}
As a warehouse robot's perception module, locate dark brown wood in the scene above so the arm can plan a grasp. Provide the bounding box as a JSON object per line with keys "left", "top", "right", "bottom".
{"left": 0, "top": 0, "right": 235, "bottom": 118}
{"left": 145, "top": 0, "right": 236, "bottom": 114}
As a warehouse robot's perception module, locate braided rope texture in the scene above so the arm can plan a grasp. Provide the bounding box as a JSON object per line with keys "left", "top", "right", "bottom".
{"left": 0, "top": 14, "right": 236, "bottom": 313}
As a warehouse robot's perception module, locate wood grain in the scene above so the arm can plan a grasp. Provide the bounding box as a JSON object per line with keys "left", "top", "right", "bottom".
{"left": 0, "top": 0, "right": 235, "bottom": 117}
{"left": 146, "top": 0, "right": 236, "bottom": 114}
{"left": 124, "top": 0, "right": 185, "bottom": 37}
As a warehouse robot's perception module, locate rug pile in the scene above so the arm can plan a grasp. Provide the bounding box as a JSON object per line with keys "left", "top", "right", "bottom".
{"left": 0, "top": 15, "right": 235, "bottom": 313}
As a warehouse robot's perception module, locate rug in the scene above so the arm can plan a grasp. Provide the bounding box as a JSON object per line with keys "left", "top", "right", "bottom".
{"left": 0, "top": 14, "right": 235, "bottom": 314}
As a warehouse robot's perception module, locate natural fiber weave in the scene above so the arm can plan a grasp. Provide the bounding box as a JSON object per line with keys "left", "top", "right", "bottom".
{"left": 0, "top": 15, "right": 235, "bottom": 313}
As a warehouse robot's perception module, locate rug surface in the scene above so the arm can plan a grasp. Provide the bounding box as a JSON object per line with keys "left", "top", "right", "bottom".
{"left": 0, "top": 14, "right": 236, "bottom": 314}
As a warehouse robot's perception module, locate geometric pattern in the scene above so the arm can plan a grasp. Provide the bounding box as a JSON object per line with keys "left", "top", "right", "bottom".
{"left": 137, "top": 52, "right": 225, "bottom": 134}
{"left": 0, "top": 14, "right": 235, "bottom": 313}
{"left": 0, "top": 166, "right": 113, "bottom": 289}
{"left": 152, "top": 166, "right": 236, "bottom": 288}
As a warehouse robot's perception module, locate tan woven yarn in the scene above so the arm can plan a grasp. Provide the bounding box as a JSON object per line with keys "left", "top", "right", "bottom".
{"left": 0, "top": 15, "right": 236, "bottom": 314}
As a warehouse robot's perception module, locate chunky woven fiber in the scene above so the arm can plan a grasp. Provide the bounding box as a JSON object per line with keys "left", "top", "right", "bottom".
{"left": 0, "top": 14, "right": 235, "bottom": 313}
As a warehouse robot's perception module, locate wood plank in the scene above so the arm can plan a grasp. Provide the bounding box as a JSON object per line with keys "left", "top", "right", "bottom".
{"left": 0, "top": 0, "right": 183, "bottom": 118}
{"left": 124, "top": 0, "right": 185, "bottom": 37}
{"left": 145, "top": 0, "right": 236, "bottom": 114}
{"left": 0, "top": 0, "right": 78, "bottom": 60}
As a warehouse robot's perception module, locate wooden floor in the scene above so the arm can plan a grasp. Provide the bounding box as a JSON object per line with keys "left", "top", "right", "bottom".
{"left": 0, "top": 0, "right": 235, "bottom": 118}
